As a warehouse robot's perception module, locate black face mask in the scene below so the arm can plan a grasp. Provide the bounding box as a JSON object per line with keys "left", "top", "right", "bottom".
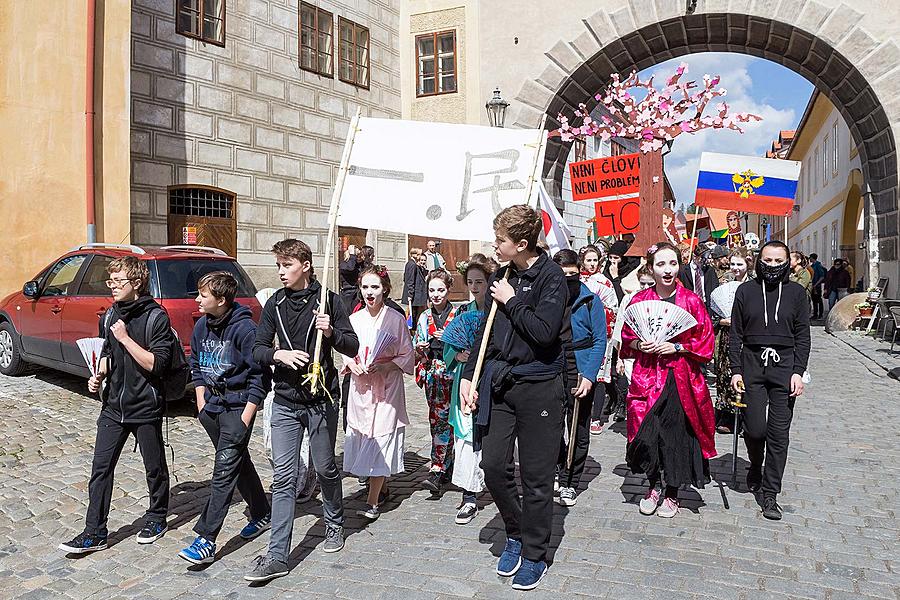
{"left": 756, "top": 260, "right": 790, "bottom": 283}
{"left": 565, "top": 274, "right": 582, "bottom": 301}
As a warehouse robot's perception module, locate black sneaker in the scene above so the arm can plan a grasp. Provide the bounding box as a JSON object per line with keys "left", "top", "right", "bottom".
{"left": 59, "top": 531, "right": 107, "bottom": 554}
{"left": 244, "top": 554, "right": 289, "bottom": 582}
{"left": 746, "top": 466, "right": 762, "bottom": 493}
{"left": 136, "top": 520, "right": 167, "bottom": 544}
{"left": 421, "top": 471, "right": 443, "bottom": 494}
{"left": 323, "top": 524, "right": 344, "bottom": 553}
{"left": 455, "top": 502, "right": 478, "bottom": 525}
{"left": 762, "top": 495, "right": 783, "bottom": 520}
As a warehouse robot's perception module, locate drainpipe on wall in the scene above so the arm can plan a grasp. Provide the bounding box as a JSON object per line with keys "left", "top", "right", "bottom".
{"left": 85, "top": 0, "right": 97, "bottom": 243}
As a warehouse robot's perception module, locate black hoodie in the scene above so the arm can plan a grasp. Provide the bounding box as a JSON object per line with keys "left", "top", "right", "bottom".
{"left": 99, "top": 295, "right": 175, "bottom": 423}
{"left": 190, "top": 302, "right": 269, "bottom": 412}
{"left": 253, "top": 279, "right": 359, "bottom": 406}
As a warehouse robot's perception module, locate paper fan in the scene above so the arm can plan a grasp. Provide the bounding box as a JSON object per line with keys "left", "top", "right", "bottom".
{"left": 441, "top": 310, "right": 484, "bottom": 351}
{"left": 594, "top": 284, "right": 619, "bottom": 310}
{"left": 709, "top": 281, "right": 741, "bottom": 319}
{"left": 77, "top": 337, "right": 106, "bottom": 376}
{"left": 365, "top": 329, "right": 398, "bottom": 366}
{"left": 623, "top": 300, "right": 698, "bottom": 344}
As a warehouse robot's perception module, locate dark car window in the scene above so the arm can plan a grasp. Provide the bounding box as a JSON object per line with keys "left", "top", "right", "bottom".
{"left": 152, "top": 259, "right": 257, "bottom": 299}
{"left": 76, "top": 255, "right": 115, "bottom": 296}
{"left": 42, "top": 255, "right": 88, "bottom": 297}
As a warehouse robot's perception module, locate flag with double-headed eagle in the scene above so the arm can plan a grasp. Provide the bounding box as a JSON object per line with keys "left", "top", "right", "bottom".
{"left": 694, "top": 152, "right": 801, "bottom": 217}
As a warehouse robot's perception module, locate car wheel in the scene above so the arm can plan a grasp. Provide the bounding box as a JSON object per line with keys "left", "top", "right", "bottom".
{"left": 0, "top": 322, "right": 27, "bottom": 376}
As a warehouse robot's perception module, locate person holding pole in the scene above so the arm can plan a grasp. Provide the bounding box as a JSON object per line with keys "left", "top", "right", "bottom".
{"left": 245, "top": 239, "right": 359, "bottom": 583}
{"left": 729, "top": 240, "right": 810, "bottom": 520}
{"left": 552, "top": 249, "right": 607, "bottom": 507}
{"left": 460, "top": 205, "right": 570, "bottom": 591}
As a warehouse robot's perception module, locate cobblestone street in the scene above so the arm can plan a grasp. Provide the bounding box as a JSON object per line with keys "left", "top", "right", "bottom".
{"left": 0, "top": 328, "right": 898, "bottom": 599}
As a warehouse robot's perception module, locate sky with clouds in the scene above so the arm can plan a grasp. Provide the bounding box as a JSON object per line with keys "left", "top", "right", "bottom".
{"left": 637, "top": 53, "right": 814, "bottom": 210}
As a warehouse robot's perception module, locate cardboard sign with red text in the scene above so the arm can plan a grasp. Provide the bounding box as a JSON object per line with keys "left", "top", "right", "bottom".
{"left": 593, "top": 199, "right": 641, "bottom": 236}
{"left": 570, "top": 153, "right": 641, "bottom": 201}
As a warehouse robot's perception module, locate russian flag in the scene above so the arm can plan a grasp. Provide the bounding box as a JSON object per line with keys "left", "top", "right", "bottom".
{"left": 695, "top": 152, "right": 801, "bottom": 217}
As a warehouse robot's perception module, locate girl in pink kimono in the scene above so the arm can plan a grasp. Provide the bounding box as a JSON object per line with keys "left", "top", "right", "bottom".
{"left": 342, "top": 267, "right": 415, "bottom": 521}
{"left": 619, "top": 242, "right": 716, "bottom": 519}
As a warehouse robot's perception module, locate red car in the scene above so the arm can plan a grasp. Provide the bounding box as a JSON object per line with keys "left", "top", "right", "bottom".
{"left": 0, "top": 244, "right": 261, "bottom": 379}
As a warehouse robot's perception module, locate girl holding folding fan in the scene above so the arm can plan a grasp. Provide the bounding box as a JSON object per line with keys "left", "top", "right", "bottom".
{"left": 443, "top": 254, "right": 496, "bottom": 524}
{"left": 619, "top": 241, "right": 716, "bottom": 519}
{"left": 341, "top": 266, "right": 415, "bottom": 521}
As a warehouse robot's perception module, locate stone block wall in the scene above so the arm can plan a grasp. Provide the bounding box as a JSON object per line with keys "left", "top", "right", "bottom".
{"left": 129, "top": 0, "right": 405, "bottom": 288}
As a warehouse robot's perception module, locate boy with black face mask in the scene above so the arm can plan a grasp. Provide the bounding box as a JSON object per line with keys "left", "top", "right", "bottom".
{"left": 729, "top": 241, "right": 810, "bottom": 520}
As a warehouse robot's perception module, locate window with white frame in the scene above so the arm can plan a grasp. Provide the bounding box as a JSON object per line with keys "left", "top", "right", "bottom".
{"left": 822, "top": 136, "right": 829, "bottom": 187}
{"left": 831, "top": 122, "right": 839, "bottom": 176}
{"left": 813, "top": 147, "right": 819, "bottom": 192}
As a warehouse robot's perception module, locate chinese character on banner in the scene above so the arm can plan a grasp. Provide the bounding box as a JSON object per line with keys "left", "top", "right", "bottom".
{"left": 182, "top": 225, "right": 197, "bottom": 245}
{"left": 593, "top": 199, "right": 641, "bottom": 236}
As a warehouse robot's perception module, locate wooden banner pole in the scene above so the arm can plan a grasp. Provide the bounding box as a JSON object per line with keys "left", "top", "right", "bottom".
{"left": 308, "top": 108, "right": 362, "bottom": 395}
{"left": 464, "top": 115, "right": 547, "bottom": 414}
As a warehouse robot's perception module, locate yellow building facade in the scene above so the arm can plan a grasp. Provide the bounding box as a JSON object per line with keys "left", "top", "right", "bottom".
{"left": 0, "top": 0, "right": 131, "bottom": 296}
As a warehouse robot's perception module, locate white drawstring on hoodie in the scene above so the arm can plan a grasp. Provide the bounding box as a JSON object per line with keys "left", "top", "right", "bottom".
{"left": 760, "top": 279, "right": 783, "bottom": 367}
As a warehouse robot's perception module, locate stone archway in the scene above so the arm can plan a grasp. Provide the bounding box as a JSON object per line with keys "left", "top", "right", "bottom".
{"left": 505, "top": 2, "right": 899, "bottom": 283}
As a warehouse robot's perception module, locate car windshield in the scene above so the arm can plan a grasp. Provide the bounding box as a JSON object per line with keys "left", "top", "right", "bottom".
{"left": 153, "top": 259, "right": 257, "bottom": 299}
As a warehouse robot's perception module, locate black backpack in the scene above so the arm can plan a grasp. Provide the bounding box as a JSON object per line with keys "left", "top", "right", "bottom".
{"left": 103, "top": 307, "right": 189, "bottom": 402}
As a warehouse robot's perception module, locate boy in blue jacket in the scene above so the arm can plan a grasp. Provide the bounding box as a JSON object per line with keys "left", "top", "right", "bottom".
{"left": 178, "top": 271, "right": 271, "bottom": 565}
{"left": 553, "top": 249, "right": 607, "bottom": 507}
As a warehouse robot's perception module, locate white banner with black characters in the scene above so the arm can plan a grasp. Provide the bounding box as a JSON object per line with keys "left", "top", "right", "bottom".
{"left": 336, "top": 117, "right": 546, "bottom": 241}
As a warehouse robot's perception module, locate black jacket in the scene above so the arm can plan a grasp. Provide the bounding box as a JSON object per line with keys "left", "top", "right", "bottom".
{"left": 253, "top": 280, "right": 359, "bottom": 406}
{"left": 99, "top": 296, "right": 174, "bottom": 423}
{"left": 729, "top": 279, "right": 811, "bottom": 376}
{"left": 190, "top": 303, "right": 269, "bottom": 412}
{"left": 403, "top": 260, "right": 427, "bottom": 307}
{"left": 678, "top": 261, "right": 720, "bottom": 311}
{"left": 463, "top": 251, "right": 569, "bottom": 380}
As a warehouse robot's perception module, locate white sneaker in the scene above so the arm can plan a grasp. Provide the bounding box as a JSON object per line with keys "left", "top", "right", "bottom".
{"left": 639, "top": 488, "right": 661, "bottom": 515}
{"left": 556, "top": 487, "right": 577, "bottom": 506}
{"left": 657, "top": 497, "right": 678, "bottom": 518}
{"left": 553, "top": 474, "right": 560, "bottom": 494}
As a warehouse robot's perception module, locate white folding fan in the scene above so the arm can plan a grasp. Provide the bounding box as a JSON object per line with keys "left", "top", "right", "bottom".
{"left": 593, "top": 284, "right": 619, "bottom": 310}
{"left": 76, "top": 337, "right": 106, "bottom": 376}
{"left": 709, "top": 280, "right": 742, "bottom": 319}
{"left": 623, "top": 300, "right": 698, "bottom": 344}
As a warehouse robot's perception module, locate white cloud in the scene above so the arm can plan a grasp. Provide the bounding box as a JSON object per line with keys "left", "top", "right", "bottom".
{"left": 638, "top": 54, "right": 801, "bottom": 209}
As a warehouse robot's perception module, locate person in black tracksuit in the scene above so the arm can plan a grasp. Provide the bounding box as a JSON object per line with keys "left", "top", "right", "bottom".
{"left": 245, "top": 239, "right": 359, "bottom": 583}
{"left": 59, "top": 257, "right": 174, "bottom": 554}
{"left": 177, "top": 272, "right": 271, "bottom": 565}
{"left": 729, "top": 241, "right": 811, "bottom": 521}
{"left": 460, "top": 206, "right": 570, "bottom": 591}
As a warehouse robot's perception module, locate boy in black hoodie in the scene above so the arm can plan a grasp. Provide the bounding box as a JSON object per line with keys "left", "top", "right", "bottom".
{"left": 178, "top": 271, "right": 271, "bottom": 565}
{"left": 59, "top": 256, "right": 174, "bottom": 554}
{"left": 460, "top": 206, "right": 569, "bottom": 591}
{"left": 245, "top": 239, "right": 359, "bottom": 583}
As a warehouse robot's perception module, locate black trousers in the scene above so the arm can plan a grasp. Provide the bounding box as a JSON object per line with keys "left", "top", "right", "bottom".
{"left": 740, "top": 346, "right": 796, "bottom": 497}
{"left": 85, "top": 413, "right": 169, "bottom": 536}
{"left": 480, "top": 375, "right": 564, "bottom": 563}
{"left": 557, "top": 388, "right": 594, "bottom": 489}
{"left": 811, "top": 285, "right": 823, "bottom": 319}
{"left": 194, "top": 409, "right": 269, "bottom": 541}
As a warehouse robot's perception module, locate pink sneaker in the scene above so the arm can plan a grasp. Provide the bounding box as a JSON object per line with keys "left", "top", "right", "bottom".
{"left": 657, "top": 497, "right": 679, "bottom": 518}
{"left": 589, "top": 420, "right": 603, "bottom": 435}
{"left": 639, "top": 488, "right": 660, "bottom": 515}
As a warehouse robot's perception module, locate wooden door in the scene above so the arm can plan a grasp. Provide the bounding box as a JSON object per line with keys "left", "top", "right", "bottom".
{"left": 338, "top": 226, "right": 368, "bottom": 255}
{"left": 407, "top": 235, "right": 469, "bottom": 301}
{"left": 167, "top": 216, "right": 237, "bottom": 257}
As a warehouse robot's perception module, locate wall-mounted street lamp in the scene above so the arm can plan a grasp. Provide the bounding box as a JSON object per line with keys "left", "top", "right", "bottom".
{"left": 485, "top": 88, "right": 509, "bottom": 128}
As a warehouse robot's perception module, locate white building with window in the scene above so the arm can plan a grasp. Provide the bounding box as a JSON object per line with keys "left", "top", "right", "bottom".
{"left": 130, "top": 0, "right": 404, "bottom": 286}
{"left": 786, "top": 90, "right": 866, "bottom": 286}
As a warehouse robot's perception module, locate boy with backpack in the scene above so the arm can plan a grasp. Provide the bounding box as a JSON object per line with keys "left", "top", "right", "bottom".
{"left": 246, "top": 239, "right": 359, "bottom": 583}
{"left": 552, "top": 249, "right": 607, "bottom": 507}
{"left": 59, "top": 256, "right": 179, "bottom": 554}
{"left": 177, "top": 271, "right": 271, "bottom": 564}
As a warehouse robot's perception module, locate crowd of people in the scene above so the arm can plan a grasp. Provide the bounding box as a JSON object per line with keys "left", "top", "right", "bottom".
{"left": 57, "top": 206, "right": 814, "bottom": 592}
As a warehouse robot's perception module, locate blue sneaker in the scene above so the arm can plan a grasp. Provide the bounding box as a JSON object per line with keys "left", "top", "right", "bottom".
{"left": 511, "top": 558, "right": 548, "bottom": 591}
{"left": 496, "top": 537, "right": 522, "bottom": 576}
{"left": 136, "top": 520, "right": 167, "bottom": 544}
{"left": 59, "top": 531, "right": 107, "bottom": 554}
{"left": 240, "top": 513, "right": 271, "bottom": 540}
{"left": 178, "top": 536, "right": 216, "bottom": 565}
